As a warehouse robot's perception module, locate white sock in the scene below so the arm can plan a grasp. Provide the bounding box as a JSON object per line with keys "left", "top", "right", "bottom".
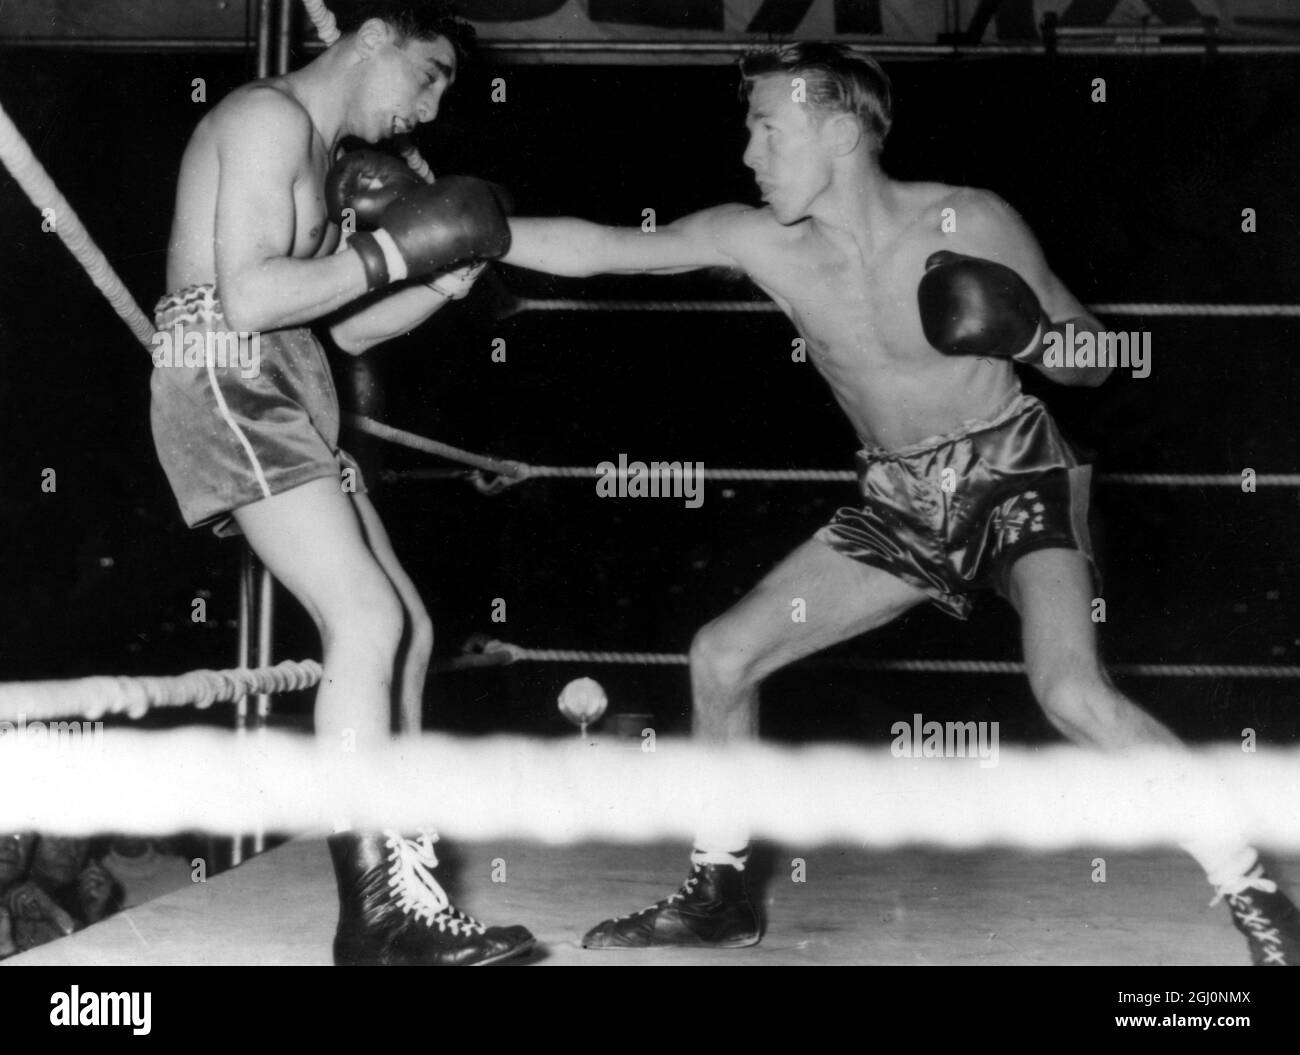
{"left": 1186, "top": 841, "right": 1258, "bottom": 891}
{"left": 693, "top": 814, "right": 749, "bottom": 856}
{"left": 691, "top": 815, "right": 750, "bottom": 869}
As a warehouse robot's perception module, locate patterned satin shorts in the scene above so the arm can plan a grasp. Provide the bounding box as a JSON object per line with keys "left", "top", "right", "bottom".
{"left": 150, "top": 284, "right": 364, "bottom": 537}
{"left": 815, "top": 392, "right": 1095, "bottom": 619}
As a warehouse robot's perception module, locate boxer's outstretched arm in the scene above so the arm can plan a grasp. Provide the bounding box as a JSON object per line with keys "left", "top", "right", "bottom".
{"left": 503, "top": 204, "right": 751, "bottom": 277}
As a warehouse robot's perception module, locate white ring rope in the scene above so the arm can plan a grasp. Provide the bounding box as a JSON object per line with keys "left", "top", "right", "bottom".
{"left": 0, "top": 660, "right": 322, "bottom": 723}
{"left": 2, "top": 643, "right": 1290, "bottom": 732}
{"left": 0, "top": 100, "right": 155, "bottom": 350}
{"left": 1, "top": 731, "right": 1297, "bottom": 849}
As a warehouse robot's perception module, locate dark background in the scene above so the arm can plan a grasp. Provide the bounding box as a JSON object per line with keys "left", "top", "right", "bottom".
{"left": 1, "top": 46, "right": 1297, "bottom": 747}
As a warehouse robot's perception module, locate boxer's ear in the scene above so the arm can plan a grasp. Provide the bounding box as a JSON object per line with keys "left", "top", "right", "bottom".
{"left": 354, "top": 18, "right": 398, "bottom": 58}
{"left": 820, "top": 112, "right": 862, "bottom": 158}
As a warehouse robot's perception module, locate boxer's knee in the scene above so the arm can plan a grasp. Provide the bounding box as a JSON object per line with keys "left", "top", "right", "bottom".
{"left": 408, "top": 606, "right": 434, "bottom": 667}
{"left": 319, "top": 576, "right": 405, "bottom": 665}
{"left": 690, "top": 620, "right": 760, "bottom": 700}
{"left": 1032, "top": 665, "right": 1121, "bottom": 742}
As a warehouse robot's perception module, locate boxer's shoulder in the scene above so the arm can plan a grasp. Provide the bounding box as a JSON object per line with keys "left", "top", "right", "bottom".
{"left": 203, "top": 80, "right": 314, "bottom": 156}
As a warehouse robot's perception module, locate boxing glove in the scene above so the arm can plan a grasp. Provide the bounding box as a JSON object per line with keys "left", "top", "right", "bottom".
{"left": 349, "top": 177, "right": 512, "bottom": 289}
{"left": 325, "top": 149, "right": 423, "bottom": 231}
{"left": 917, "top": 250, "right": 1045, "bottom": 361}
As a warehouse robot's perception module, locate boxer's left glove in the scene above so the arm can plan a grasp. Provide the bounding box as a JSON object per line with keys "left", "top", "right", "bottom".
{"left": 348, "top": 177, "right": 512, "bottom": 290}
{"left": 326, "top": 149, "right": 424, "bottom": 231}
{"left": 917, "top": 251, "right": 1045, "bottom": 361}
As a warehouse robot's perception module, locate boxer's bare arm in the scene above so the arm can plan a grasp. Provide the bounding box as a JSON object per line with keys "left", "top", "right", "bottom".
{"left": 328, "top": 279, "right": 463, "bottom": 355}
{"left": 212, "top": 91, "right": 369, "bottom": 331}
{"left": 503, "top": 204, "right": 757, "bottom": 277}
{"left": 958, "top": 191, "right": 1112, "bottom": 387}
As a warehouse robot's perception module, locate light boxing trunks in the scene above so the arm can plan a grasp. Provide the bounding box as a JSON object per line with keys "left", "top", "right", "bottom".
{"left": 150, "top": 283, "right": 364, "bottom": 537}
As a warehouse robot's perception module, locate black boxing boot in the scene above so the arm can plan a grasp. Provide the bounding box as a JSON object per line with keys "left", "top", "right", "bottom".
{"left": 329, "top": 831, "right": 534, "bottom": 965}
{"left": 1212, "top": 863, "right": 1300, "bottom": 966}
{"left": 582, "top": 848, "right": 760, "bottom": 949}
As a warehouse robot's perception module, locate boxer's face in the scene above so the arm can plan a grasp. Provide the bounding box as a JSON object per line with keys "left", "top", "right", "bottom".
{"left": 353, "top": 20, "right": 457, "bottom": 143}
{"left": 743, "top": 75, "right": 834, "bottom": 225}
{"left": 32, "top": 836, "right": 87, "bottom": 886}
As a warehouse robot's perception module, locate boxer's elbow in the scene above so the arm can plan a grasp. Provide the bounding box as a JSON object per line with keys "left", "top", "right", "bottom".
{"left": 329, "top": 323, "right": 370, "bottom": 356}
{"left": 218, "top": 276, "right": 267, "bottom": 333}
{"left": 220, "top": 258, "right": 290, "bottom": 331}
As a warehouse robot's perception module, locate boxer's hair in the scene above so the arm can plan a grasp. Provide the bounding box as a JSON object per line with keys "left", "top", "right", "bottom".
{"left": 335, "top": 1, "right": 477, "bottom": 67}
{"left": 740, "top": 43, "right": 893, "bottom": 153}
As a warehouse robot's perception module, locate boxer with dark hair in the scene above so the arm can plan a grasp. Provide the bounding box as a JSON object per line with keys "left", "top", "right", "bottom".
{"left": 152, "top": 0, "right": 531, "bottom": 964}
{"left": 505, "top": 42, "right": 1300, "bottom": 964}
{"left": 333, "top": 0, "right": 478, "bottom": 68}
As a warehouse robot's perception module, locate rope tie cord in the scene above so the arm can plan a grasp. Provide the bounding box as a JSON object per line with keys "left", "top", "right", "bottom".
{"left": 3, "top": 645, "right": 1291, "bottom": 729}
{"left": 0, "top": 660, "right": 323, "bottom": 723}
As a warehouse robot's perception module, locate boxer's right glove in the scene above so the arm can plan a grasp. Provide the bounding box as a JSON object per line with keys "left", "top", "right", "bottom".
{"left": 349, "top": 178, "right": 512, "bottom": 290}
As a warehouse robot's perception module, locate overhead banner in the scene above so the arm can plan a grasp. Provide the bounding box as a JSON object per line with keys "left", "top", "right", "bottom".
{"left": 460, "top": 0, "right": 1293, "bottom": 43}
{"left": 0, "top": 1, "right": 1296, "bottom": 46}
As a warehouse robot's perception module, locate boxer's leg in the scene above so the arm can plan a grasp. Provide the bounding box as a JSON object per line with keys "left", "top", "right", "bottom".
{"left": 234, "top": 478, "right": 399, "bottom": 747}
{"left": 584, "top": 538, "right": 928, "bottom": 950}
{"left": 351, "top": 493, "right": 433, "bottom": 735}
{"left": 690, "top": 537, "right": 927, "bottom": 747}
{"left": 236, "top": 480, "right": 534, "bottom": 965}
{"left": 1010, "top": 547, "right": 1300, "bottom": 965}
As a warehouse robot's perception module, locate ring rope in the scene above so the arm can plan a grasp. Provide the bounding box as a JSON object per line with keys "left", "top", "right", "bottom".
{"left": 0, "top": 100, "right": 155, "bottom": 351}
{"left": 344, "top": 412, "right": 526, "bottom": 479}
{"left": 383, "top": 465, "right": 1300, "bottom": 488}
{"left": 501, "top": 466, "right": 1300, "bottom": 487}
{"left": 0, "top": 659, "right": 322, "bottom": 723}
{"left": 2, "top": 73, "right": 1296, "bottom": 729}
{"left": 511, "top": 297, "right": 1300, "bottom": 318}
{"left": 6, "top": 644, "right": 1289, "bottom": 728}
{"left": 354, "top": 418, "right": 1300, "bottom": 489}
{"left": 440, "top": 639, "right": 1300, "bottom": 679}
{"left": 2, "top": 731, "right": 1298, "bottom": 849}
